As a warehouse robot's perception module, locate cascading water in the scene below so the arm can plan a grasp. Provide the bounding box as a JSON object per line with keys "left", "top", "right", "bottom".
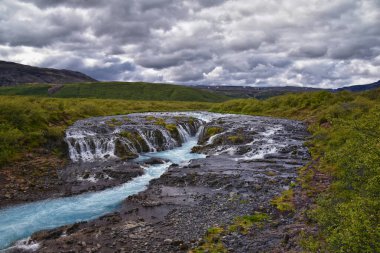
{"left": 0, "top": 113, "right": 208, "bottom": 251}
{"left": 65, "top": 113, "right": 204, "bottom": 163}
{"left": 0, "top": 111, "right": 299, "bottom": 251}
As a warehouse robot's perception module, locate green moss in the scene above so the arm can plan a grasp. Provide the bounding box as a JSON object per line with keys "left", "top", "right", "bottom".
{"left": 114, "top": 139, "right": 137, "bottom": 160}
{"left": 192, "top": 212, "right": 269, "bottom": 252}
{"left": 105, "top": 118, "right": 123, "bottom": 127}
{"left": 271, "top": 189, "right": 295, "bottom": 212}
{"left": 165, "top": 123, "right": 178, "bottom": 136}
{"left": 228, "top": 212, "right": 269, "bottom": 234}
{"left": 206, "top": 127, "right": 222, "bottom": 137}
{"left": 154, "top": 118, "right": 166, "bottom": 127}
{"left": 119, "top": 131, "right": 133, "bottom": 139}
{"left": 145, "top": 116, "right": 157, "bottom": 121}
{"left": 191, "top": 227, "right": 227, "bottom": 253}
{"left": 201, "top": 126, "right": 223, "bottom": 144}
{"left": 227, "top": 134, "right": 244, "bottom": 144}
{"left": 119, "top": 131, "right": 149, "bottom": 153}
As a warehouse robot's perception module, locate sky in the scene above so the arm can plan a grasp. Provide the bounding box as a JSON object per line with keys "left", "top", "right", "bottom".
{"left": 0, "top": 0, "right": 379, "bottom": 88}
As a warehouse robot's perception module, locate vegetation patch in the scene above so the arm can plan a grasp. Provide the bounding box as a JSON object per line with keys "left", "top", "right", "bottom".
{"left": 227, "top": 134, "right": 244, "bottom": 144}
{"left": 0, "top": 82, "right": 230, "bottom": 102}
{"left": 191, "top": 227, "right": 227, "bottom": 253}
{"left": 105, "top": 118, "right": 123, "bottom": 127}
{"left": 206, "top": 127, "right": 222, "bottom": 137}
{"left": 271, "top": 189, "right": 295, "bottom": 212}
{"left": 228, "top": 212, "right": 269, "bottom": 234}
{"left": 191, "top": 212, "right": 270, "bottom": 252}
{"left": 0, "top": 96, "right": 211, "bottom": 168}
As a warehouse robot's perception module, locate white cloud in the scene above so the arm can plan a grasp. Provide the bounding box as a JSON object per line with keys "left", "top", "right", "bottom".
{"left": 203, "top": 66, "right": 224, "bottom": 79}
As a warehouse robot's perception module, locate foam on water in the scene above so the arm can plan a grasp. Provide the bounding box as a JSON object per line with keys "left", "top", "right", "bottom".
{"left": 235, "top": 125, "right": 283, "bottom": 161}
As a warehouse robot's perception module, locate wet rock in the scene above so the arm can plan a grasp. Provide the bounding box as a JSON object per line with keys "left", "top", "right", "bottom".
{"left": 144, "top": 158, "right": 167, "bottom": 165}
{"left": 32, "top": 228, "right": 63, "bottom": 241}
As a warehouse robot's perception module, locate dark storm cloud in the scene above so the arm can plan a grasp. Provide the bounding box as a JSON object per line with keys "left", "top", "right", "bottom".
{"left": 40, "top": 56, "right": 135, "bottom": 81}
{"left": 18, "top": 0, "right": 106, "bottom": 9}
{"left": 136, "top": 49, "right": 213, "bottom": 69}
{"left": 291, "top": 45, "right": 328, "bottom": 58}
{"left": 1, "top": 0, "right": 379, "bottom": 87}
{"left": 329, "top": 39, "right": 380, "bottom": 60}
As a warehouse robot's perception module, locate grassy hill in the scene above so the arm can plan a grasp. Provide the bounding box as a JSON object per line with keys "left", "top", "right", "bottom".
{"left": 0, "top": 82, "right": 229, "bottom": 102}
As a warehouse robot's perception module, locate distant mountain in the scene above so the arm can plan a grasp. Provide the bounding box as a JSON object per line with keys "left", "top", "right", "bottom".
{"left": 0, "top": 61, "right": 97, "bottom": 86}
{"left": 335, "top": 80, "right": 380, "bottom": 92}
{"left": 195, "top": 85, "right": 324, "bottom": 99}
{"left": 195, "top": 80, "right": 380, "bottom": 99}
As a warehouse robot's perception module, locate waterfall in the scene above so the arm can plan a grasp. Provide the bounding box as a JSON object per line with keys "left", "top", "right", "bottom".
{"left": 137, "top": 129, "right": 157, "bottom": 152}
{"left": 65, "top": 114, "right": 204, "bottom": 163}
{"left": 177, "top": 124, "right": 191, "bottom": 142}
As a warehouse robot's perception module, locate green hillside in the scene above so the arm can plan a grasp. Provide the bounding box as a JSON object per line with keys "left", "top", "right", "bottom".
{"left": 0, "top": 82, "right": 229, "bottom": 102}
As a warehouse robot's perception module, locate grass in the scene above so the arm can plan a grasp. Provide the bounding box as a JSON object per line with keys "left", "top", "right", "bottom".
{"left": 0, "top": 82, "right": 229, "bottom": 102}
{"left": 270, "top": 189, "right": 295, "bottom": 212}
{"left": 0, "top": 84, "right": 49, "bottom": 96}
{"left": 212, "top": 89, "right": 380, "bottom": 252}
{"left": 191, "top": 226, "right": 227, "bottom": 253}
{"left": 228, "top": 212, "right": 269, "bottom": 234}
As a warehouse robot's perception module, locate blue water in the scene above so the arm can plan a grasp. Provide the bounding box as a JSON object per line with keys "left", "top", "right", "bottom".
{"left": 0, "top": 136, "right": 204, "bottom": 250}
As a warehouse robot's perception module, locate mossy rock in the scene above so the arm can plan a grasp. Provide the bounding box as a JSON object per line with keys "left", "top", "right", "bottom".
{"left": 165, "top": 124, "right": 180, "bottom": 141}
{"left": 114, "top": 139, "right": 137, "bottom": 160}
{"left": 227, "top": 134, "right": 244, "bottom": 144}
{"left": 118, "top": 131, "right": 150, "bottom": 153}
{"left": 199, "top": 126, "right": 222, "bottom": 144}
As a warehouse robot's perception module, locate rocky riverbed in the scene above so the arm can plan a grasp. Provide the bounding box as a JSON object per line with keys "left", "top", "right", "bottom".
{"left": 2, "top": 112, "right": 310, "bottom": 252}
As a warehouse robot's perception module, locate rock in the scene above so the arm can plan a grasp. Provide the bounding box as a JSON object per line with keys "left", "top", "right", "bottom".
{"left": 171, "top": 240, "right": 183, "bottom": 246}
{"left": 32, "top": 228, "right": 63, "bottom": 241}
{"left": 144, "top": 158, "right": 167, "bottom": 165}
{"left": 179, "top": 243, "right": 189, "bottom": 250}
{"left": 164, "top": 239, "right": 173, "bottom": 244}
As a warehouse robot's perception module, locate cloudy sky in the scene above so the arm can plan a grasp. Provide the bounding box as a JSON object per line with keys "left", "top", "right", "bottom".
{"left": 0, "top": 0, "right": 379, "bottom": 88}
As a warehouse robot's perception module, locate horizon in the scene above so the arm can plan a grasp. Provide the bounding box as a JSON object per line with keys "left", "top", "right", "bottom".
{"left": 0, "top": 0, "right": 379, "bottom": 88}
{"left": 1, "top": 59, "right": 379, "bottom": 89}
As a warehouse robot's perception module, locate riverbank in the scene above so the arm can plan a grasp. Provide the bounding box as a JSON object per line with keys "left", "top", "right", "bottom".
{"left": 10, "top": 113, "right": 310, "bottom": 252}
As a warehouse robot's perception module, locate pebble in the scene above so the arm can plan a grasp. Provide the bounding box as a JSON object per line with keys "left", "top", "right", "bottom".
{"left": 164, "top": 238, "right": 173, "bottom": 244}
